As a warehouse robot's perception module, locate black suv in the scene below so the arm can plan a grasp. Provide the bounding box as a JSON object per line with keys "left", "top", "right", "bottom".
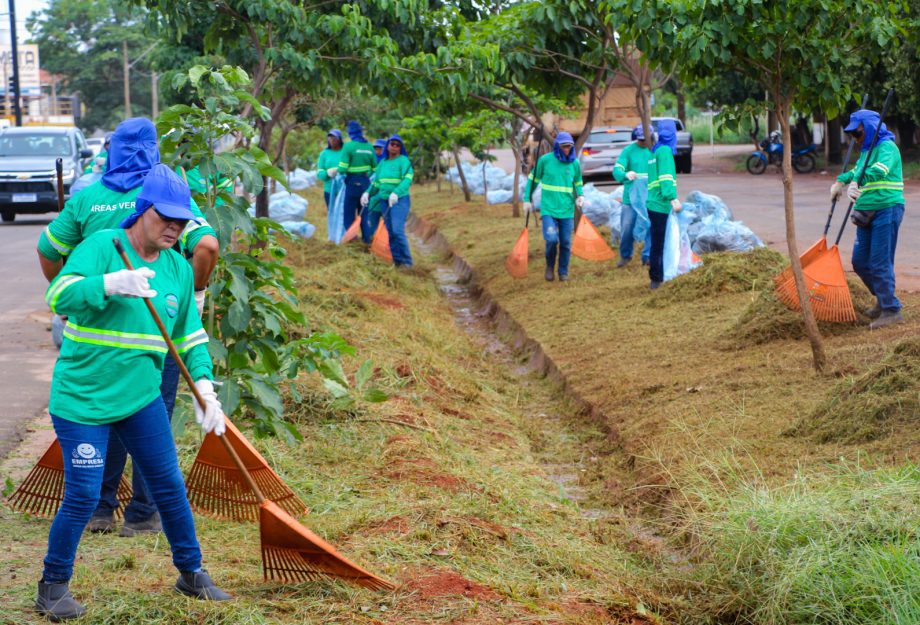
{"left": 0, "top": 127, "right": 93, "bottom": 222}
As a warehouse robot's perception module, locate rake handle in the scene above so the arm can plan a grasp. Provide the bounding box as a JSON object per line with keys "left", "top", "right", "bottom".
{"left": 55, "top": 158, "right": 65, "bottom": 212}
{"left": 112, "top": 237, "right": 266, "bottom": 504}
{"left": 823, "top": 93, "right": 869, "bottom": 236}
{"left": 835, "top": 88, "right": 894, "bottom": 246}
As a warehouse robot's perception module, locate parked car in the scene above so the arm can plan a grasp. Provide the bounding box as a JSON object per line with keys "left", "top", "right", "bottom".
{"left": 578, "top": 126, "right": 633, "bottom": 180}
{"left": 86, "top": 137, "right": 106, "bottom": 157}
{"left": 0, "top": 127, "right": 93, "bottom": 222}
{"left": 651, "top": 117, "right": 694, "bottom": 174}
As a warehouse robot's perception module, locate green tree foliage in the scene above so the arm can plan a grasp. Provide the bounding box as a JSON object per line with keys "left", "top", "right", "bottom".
{"left": 26, "top": 0, "right": 153, "bottom": 130}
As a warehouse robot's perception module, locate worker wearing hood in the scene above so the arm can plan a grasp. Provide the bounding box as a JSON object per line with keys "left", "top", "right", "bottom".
{"left": 337, "top": 121, "right": 376, "bottom": 234}
{"left": 36, "top": 117, "right": 220, "bottom": 537}
{"left": 613, "top": 123, "right": 653, "bottom": 267}
{"left": 645, "top": 119, "right": 681, "bottom": 289}
{"left": 373, "top": 139, "right": 387, "bottom": 163}
{"left": 523, "top": 131, "right": 585, "bottom": 282}
{"left": 316, "top": 129, "right": 344, "bottom": 208}
{"left": 830, "top": 109, "right": 905, "bottom": 329}
{"left": 361, "top": 134, "right": 415, "bottom": 266}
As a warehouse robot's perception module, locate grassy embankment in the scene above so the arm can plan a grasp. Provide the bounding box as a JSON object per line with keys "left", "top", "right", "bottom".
{"left": 0, "top": 188, "right": 663, "bottom": 623}
{"left": 409, "top": 182, "right": 920, "bottom": 624}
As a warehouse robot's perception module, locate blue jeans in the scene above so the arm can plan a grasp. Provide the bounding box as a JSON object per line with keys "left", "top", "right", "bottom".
{"left": 384, "top": 196, "right": 413, "bottom": 266}
{"left": 542, "top": 216, "right": 574, "bottom": 277}
{"left": 343, "top": 174, "right": 370, "bottom": 233}
{"left": 94, "top": 354, "right": 180, "bottom": 522}
{"left": 323, "top": 191, "right": 330, "bottom": 209}
{"left": 361, "top": 198, "right": 385, "bottom": 244}
{"left": 44, "top": 398, "right": 201, "bottom": 582}
{"left": 852, "top": 204, "right": 903, "bottom": 312}
{"left": 648, "top": 210, "right": 669, "bottom": 283}
{"left": 619, "top": 204, "right": 651, "bottom": 262}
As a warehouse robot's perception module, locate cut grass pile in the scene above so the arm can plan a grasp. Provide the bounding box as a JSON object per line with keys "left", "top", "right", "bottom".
{"left": 0, "top": 189, "right": 660, "bottom": 624}
{"left": 790, "top": 336, "right": 920, "bottom": 444}
{"left": 649, "top": 247, "right": 785, "bottom": 304}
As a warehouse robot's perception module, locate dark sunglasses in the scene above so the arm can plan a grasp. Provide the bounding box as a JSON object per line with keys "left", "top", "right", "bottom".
{"left": 153, "top": 208, "right": 189, "bottom": 225}
{"left": 388, "top": 141, "right": 402, "bottom": 146}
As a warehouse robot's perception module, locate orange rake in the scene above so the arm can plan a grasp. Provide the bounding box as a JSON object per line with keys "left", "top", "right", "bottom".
{"left": 341, "top": 210, "right": 362, "bottom": 244}
{"left": 186, "top": 419, "right": 309, "bottom": 522}
{"left": 572, "top": 214, "right": 615, "bottom": 261}
{"left": 113, "top": 238, "right": 394, "bottom": 590}
{"left": 370, "top": 220, "right": 393, "bottom": 263}
{"left": 7, "top": 438, "right": 132, "bottom": 519}
{"left": 504, "top": 210, "right": 531, "bottom": 278}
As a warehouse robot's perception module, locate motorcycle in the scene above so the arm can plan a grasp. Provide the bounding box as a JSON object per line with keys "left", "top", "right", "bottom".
{"left": 746, "top": 130, "right": 817, "bottom": 175}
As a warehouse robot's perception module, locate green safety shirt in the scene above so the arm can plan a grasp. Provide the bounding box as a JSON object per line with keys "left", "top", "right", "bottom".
{"left": 179, "top": 165, "right": 232, "bottom": 207}
{"left": 523, "top": 153, "right": 584, "bottom": 219}
{"left": 367, "top": 155, "right": 413, "bottom": 213}
{"left": 612, "top": 142, "right": 650, "bottom": 207}
{"left": 647, "top": 146, "right": 678, "bottom": 214}
{"left": 836, "top": 141, "right": 904, "bottom": 211}
{"left": 46, "top": 229, "right": 212, "bottom": 424}
{"left": 336, "top": 140, "right": 376, "bottom": 176}
{"left": 84, "top": 149, "right": 107, "bottom": 173}
{"left": 316, "top": 148, "right": 343, "bottom": 193}
{"left": 38, "top": 180, "right": 216, "bottom": 262}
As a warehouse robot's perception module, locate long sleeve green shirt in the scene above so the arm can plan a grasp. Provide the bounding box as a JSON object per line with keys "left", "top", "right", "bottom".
{"left": 46, "top": 229, "right": 211, "bottom": 424}
{"left": 336, "top": 140, "right": 376, "bottom": 175}
{"left": 647, "top": 146, "right": 678, "bottom": 214}
{"left": 316, "top": 148, "right": 343, "bottom": 193}
{"left": 836, "top": 141, "right": 904, "bottom": 211}
{"left": 612, "top": 142, "right": 651, "bottom": 207}
{"left": 523, "top": 153, "right": 584, "bottom": 219}
{"left": 38, "top": 180, "right": 215, "bottom": 262}
{"left": 367, "top": 155, "right": 414, "bottom": 213}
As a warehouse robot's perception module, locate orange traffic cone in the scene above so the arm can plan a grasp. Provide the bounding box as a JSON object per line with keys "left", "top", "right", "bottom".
{"left": 572, "top": 214, "right": 615, "bottom": 261}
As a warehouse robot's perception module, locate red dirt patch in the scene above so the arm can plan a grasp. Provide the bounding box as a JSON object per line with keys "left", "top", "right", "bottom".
{"left": 440, "top": 406, "right": 472, "bottom": 420}
{"left": 355, "top": 291, "right": 405, "bottom": 310}
{"left": 404, "top": 567, "right": 502, "bottom": 602}
{"left": 385, "top": 466, "right": 470, "bottom": 493}
{"left": 365, "top": 515, "right": 411, "bottom": 536}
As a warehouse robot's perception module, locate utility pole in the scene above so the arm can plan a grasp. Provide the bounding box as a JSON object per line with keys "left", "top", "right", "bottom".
{"left": 9, "top": 0, "right": 22, "bottom": 126}
{"left": 151, "top": 71, "right": 158, "bottom": 119}
{"left": 122, "top": 41, "right": 131, "bottom": 118}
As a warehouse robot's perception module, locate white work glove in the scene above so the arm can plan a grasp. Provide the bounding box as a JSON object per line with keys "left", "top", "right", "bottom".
{"left": 388, "top": 192, "right": 399, "bottom": 207}
{"left": 326, "top": 168, "right": 338, "bottom": 178}
{"left": 847, "top": 181, "right": 861, "bottom": 201}
{"left": 626, "top": 171, "right": 638, "bottom": 181}
{"left": 193, "top": 379, "right": 226, "bottom": 436}
{"left": 523, "top": 201, "right": 533, "bottom": 213}
{"left": 575, "top": 196, "right": 586, "bottom": 209}
{"left": 194, "top": 289, "right": 206, "bottom": 317}
{"left": 103, "top": 268, "right": 156, "bottom": 298}
{"left": 830, "top": 181, "right": 845, "bottom": 201}
{"left": 360, "top": 192, "right": 370, "bottom": 208}
{"left": 670, "top": 199, "right": 682, "bottom": 213}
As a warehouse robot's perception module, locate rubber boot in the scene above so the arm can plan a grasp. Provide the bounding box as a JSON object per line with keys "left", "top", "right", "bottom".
{"left": 85, "top": 514, "right": 115, "bottom": 534}
{"left": 616, "top": 257, "right": 631, "bottom": 268}
{"left": 544, "top": 266, "right": 555, "bottom": 282}
{"left": 175, "top": 570, "right": 231, "bottom": 601}
{"left": 36, "top": 580, "right": 86, "bottom": 621}
{"left": 869, "top": 310, "right": 904, "bottom": 330}
{"left": 862, "top": 303, "right": 882, "bottom": 319}
{"left": 119, "top": 512, "right": 162, "bottom": 537}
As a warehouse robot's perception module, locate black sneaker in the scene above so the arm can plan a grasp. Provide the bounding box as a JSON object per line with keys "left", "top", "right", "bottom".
{"left": 641, "top": 258, "right": 650, "bottom": 266}
{"left": 616, "top": 257, "right": 631, "bottom": 268}
{"left": 544, "top": 267, "right": 555, "bottom": 282}
{"left": 119, "top": 512, "right": 162, "bottom": 537}
{"left": 649, "top": 280, "right": 662, "bottom": 290}
{"left": 559, "top": 274, "right": 569, "bottom": 282}
{"left": 869, "top": 310, "right": 904, "bottom": 330}
{"left": 175, "top": 570, "right": 231, "bottom": 601}
{"left": 85, "top": 514, "right": 115, "bottom": 534}
{"left": 862, "top": 304, "right": 882, "bottom": 319}
{"left": 36, "top": 580, "right": 86, "bottom": 621}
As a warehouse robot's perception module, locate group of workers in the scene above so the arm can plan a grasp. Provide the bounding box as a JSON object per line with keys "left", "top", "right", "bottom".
{"left": 34, "top": 117, "right": 230, "bottom": 620}
{"left": 521, "top": 110, "right": 904, "bottom": 329}
{"left": 316, "top": 121, "right": 415, "bottom": 267}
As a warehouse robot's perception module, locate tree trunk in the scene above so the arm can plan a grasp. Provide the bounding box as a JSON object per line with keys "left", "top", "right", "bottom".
{"left": 674, "top": 78, "right": 687, "bottom": 124}
{"left": 511, "top": 144, "right": 522, "bottom": 218}
{"left": 436, "top": 151, "right": 442, "bottom": 192}
{"left": 827, "top": 115, "right": 843, "bottom": 165}
{"left": 452, "top": 147, "right": 472, "bottom": 202}
{"left": 778, "top": 97, "right": 826, "bottom": 372}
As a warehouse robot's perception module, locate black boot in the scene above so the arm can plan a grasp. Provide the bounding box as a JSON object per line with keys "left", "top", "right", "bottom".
{"left": 36, "top": 580, "right": 86, "bottom": 621}
{"left": 175, "top": 570, "right": 231, "bottom": 601}
{"left": 862, "top": 303, "right": 882, "bottom": 319}
{"left": 544, "top": 266, "right": 555, "bottom": 282}
{"left": 869, "top": 310, "right": 904, "bottom": 330}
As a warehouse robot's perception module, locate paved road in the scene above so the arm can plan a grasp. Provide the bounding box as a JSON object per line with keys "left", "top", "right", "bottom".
{"left": 0, "top": 215, "right": 56, "bottom": 460}
{"left": 482, "top": 146, "right": 920, "bottom": 291}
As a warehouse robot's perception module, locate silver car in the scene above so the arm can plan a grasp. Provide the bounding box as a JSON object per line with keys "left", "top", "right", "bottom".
{"left": 578, "top": 126, "right": 633, "bottom": 180}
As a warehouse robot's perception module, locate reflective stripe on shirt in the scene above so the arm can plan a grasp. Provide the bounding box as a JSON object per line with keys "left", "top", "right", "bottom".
{"left": 541, "top": 183, "right": 575, "bottom": 193}
{"left": 43, "top": 227, "right": 74, "bottom": 256}
{"left": 175, "top": 328, "right": 209, "bottom": 354}
{"left": 63, "top": 322, "right": 168, "bottom": 353}
{"left": 45, "top": 275, "right": 84, "bottom": 312}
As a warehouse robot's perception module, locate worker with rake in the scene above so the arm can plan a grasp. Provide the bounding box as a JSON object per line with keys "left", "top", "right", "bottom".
{"left": 361, "top": 134, "right": 415, "bottom": 266}
{"left": 613, "top": 123, "right": 652, "bottom": 268}
{"left": 36, "top": 165, "right": 230, "bottom": 620}
{"left": 38, "top": 118, "right": 220, "bottom": 537}
{"left": 646, "top": 119, "right": 682, "bottom": 290}
{"left": 830, "top": 109, "right": 905, "bottom": 329}
{"left": 523, "top": 131, "right": 585, "bottom": 282}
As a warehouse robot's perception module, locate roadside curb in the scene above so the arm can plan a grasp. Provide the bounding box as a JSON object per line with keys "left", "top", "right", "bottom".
{"left": 408, "top": 213, "right": 619, "bottom": 443}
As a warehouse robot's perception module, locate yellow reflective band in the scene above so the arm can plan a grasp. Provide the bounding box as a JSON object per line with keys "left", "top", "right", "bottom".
{"left": 862, "top": 181, "right": 904, "bottom": 190}
{"left": 347, "top": 166, "right": 372, "bottom": 173}
{"left": 175, "top": 329, "right": 209, "bottom": 353}
{"left": 46, "top": 275, "right": 85, "bottom": 312}
{"left": 659, "top": 175, "right": 676, "bottom": 181}
{"left": 648, "top": 181, "right": 661, "bottom": 189}
{"left": 378, "top": 178, "right": 402, "bottom": 184}
{"left": 63, "top": 322, "right": 168, "bottom": 353}
{"left": 338, "top": 162, "right": 349, "bottom": 168}
{"left": 528, "top": 173, "right": 536, "bottom": 181}
{"left": 614, "top": 163, "right": 625, "bottom": 170}
{"left": 871, "top": 162, "right": 890, "bottom": 173}
{"left": 44, "top": 228, "right": 74, "bottom": 256}
{"left": 541, "top": 183, "right": 574, "bottom": 193}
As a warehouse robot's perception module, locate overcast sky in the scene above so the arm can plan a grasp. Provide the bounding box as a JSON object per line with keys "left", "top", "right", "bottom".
{"left": 2, "top": 0, "right": 50, "bottom": 40}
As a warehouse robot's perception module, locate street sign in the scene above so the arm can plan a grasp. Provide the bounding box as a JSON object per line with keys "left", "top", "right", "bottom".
{"left": 0, "top": 45, "right": 40, "bottom": 96}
